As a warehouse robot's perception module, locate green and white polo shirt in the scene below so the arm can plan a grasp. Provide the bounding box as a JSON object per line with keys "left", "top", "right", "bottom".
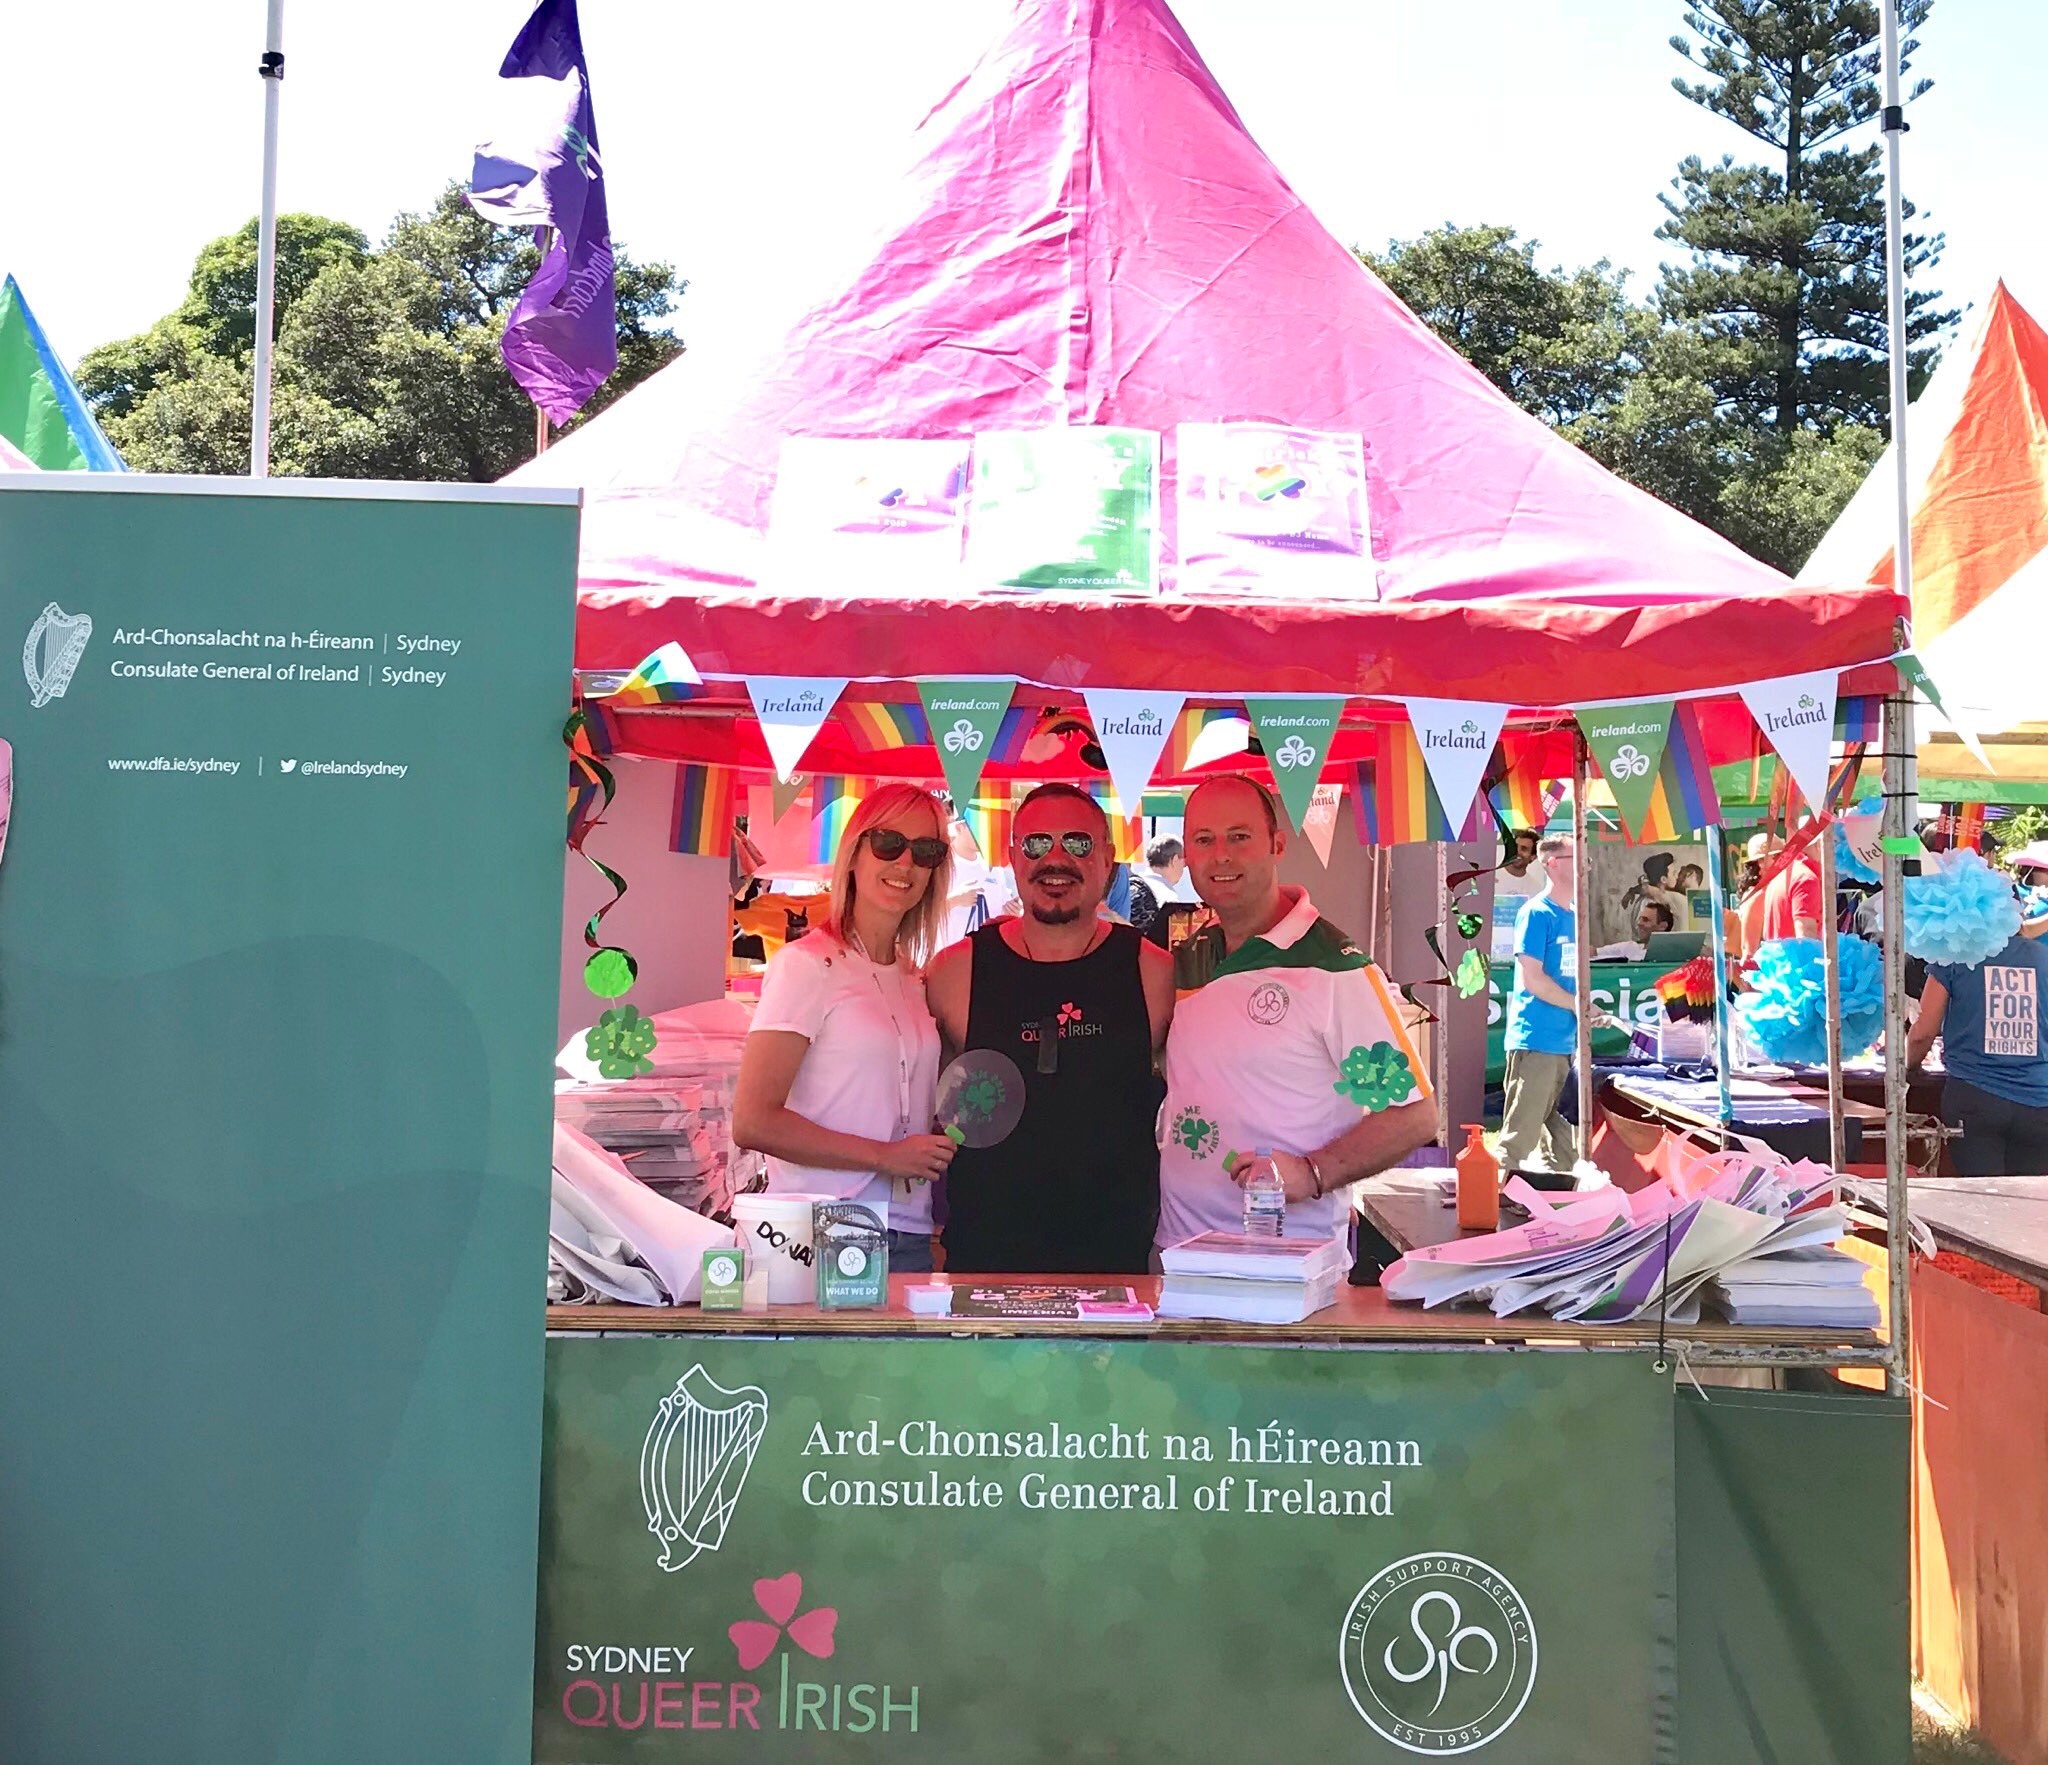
{"left": 1157, "top": 889, "right": 1432, "bottom": 1251}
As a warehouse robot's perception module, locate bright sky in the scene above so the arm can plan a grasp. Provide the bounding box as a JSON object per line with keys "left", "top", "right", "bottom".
{"left": 5, "top": 0, "right": 2044, "bottom": 373}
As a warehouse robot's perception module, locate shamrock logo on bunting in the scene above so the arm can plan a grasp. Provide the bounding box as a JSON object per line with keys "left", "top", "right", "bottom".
{"left": 1246, "top": 697, "right": 1345, "bottom": 832}
{"left": 919, "top": 680, "right": 1016, "bottom": 809}
{"left": 1575, "top": 701, "right": 1675, "bottom": 838}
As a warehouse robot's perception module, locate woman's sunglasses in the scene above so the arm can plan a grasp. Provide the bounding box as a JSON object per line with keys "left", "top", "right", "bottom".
{"left": 1019, "top": 831, "right": 1097, "bottom": 860}
{"left": 863, "top": 828, "right": 947, "bottom": 867}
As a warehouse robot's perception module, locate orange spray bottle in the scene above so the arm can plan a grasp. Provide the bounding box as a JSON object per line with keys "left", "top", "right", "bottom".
{"left": 1455, "top": 1124, "right": 1500, "bottom": 1231}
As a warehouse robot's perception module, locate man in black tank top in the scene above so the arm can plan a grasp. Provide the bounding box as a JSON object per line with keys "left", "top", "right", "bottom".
{"left": 926, "top": 784, "right": 1177, "bottom": 1273}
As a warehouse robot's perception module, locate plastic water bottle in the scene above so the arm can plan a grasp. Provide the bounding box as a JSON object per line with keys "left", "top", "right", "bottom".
{"left": 1237, "top": 1147, "right": 1286, "bottom": 1238}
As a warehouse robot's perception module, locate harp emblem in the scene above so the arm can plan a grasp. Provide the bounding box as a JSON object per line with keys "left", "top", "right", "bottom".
{"left": 640, "top": 1366, "right": 769, "bottom": 1574}
{"left": 24, "top": 602, "right": 92, "bottom": 707}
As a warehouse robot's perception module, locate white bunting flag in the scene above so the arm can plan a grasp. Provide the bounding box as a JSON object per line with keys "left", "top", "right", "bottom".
{"left": 1082, "top": 689, "right": 1186, "bottom": 816}
{"left": 1302, "top": 781, "right": 1343, "bottom": 867}
{"left": 746, "top": 677, "right": 848, "bottom": 782}
{"left": 1738, "top": 671, "right": 1840, "bottom": 814}
{"left": 1401, "top": 698, "right": 1512, "bottom": 841}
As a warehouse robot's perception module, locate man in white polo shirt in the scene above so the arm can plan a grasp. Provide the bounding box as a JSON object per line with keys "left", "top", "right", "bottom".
{"left": 1157, "top": 774, "right": 1438, "bottom": 1252}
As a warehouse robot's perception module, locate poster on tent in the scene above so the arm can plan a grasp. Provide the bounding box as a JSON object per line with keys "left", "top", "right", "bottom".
{"left": 965, "top": 426, "right": 1159, "bottom": 594}
{"left": 767, "top": 437, "right": 972, "bottom": 596}
{"left": 0, "top": 478, "right": 577, "bottom": 1761}
{"left": 1176, "top": 423, "right": 1375, "bottom": 598}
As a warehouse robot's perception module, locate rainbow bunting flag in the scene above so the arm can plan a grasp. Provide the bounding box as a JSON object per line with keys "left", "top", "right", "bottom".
{"left": 811, "top": 777, "right": 868, "bottom": 863}
{"left": 1835, "top": 695, "right": 1881, "bottom": 745}
{"left": 1486, "top": 756, "right": 1546, "bottom": 831}
{"left": 1370, "top": 724, "right": 1482, "bottom": 845}
{"left": 1158, "top": 705, "right": 1248, "bottom": 776}
{"left": 610, "top": 642, "right": 705, "bottom": 707}
{"left": 1348, "top": 766, "right": 1379, "bottom": 845}
{"left": 670, "top": 763, "right": 735, "bottom": 857}
{"left": 1084, "top": 783, "right": 1144, "bottom": 863}
{"left": 1633, "top": 703, "right": 1720, "bottom": 840}
{"left": 578, "top": 698, "right": 622, "bottom": 756}
{"left": 839, "top": 699, "right": 928, "bottom": 752}
{"left": 963, "top": 793, "right": 1014, "bottom": 864}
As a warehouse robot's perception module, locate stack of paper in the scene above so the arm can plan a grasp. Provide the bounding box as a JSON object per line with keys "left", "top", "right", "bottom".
{"left": 1708, "top": 1247, "right": 1880, "bottom": 1328}
{"left": 549, "top": 1122, "right": 733, "bottom": 1306}
{"left": 1383, "top": 1149, "right": 1866, "bottom": 1328}
{"left": 1157, "top": 1232, "right": 1349, "bottom": 1324}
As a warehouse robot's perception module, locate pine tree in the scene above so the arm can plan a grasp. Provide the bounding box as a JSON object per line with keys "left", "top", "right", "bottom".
{"left": 1658, "top": 0, "right": 1954, "bottom": 437}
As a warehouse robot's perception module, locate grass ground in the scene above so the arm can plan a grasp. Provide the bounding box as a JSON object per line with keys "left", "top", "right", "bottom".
{"left": 1912, "top": 1705, "right": 2009, "bottom": 1763}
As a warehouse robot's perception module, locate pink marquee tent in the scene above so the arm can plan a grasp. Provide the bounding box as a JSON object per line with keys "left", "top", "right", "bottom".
{"left": 513, "top": 0, "right": 1902, "bottom": 710}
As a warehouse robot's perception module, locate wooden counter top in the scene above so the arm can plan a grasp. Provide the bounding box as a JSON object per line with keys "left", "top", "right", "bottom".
{"left": 546, "top": 1272, "right": 1885, "bottom": 1364}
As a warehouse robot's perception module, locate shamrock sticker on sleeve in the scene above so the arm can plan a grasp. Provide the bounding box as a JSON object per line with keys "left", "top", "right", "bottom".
{"left": 1170, "top": 1106, "right": 1221, "bottom": 1160}
{"left": 1335, "top": 1042, "right": 1416, "bottom": 1112}
{"left": 586, "top": 1004, "right": 659, "bottom": 1079}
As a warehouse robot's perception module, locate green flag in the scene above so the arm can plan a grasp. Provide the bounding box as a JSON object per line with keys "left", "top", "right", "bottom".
{"left": 0, "top": 275, "right": 123, "bottom": 471}
{"left": 1577, "top": 701, "right": 1674, "bottom": 838}
{"left": 1246, "top": 697, "right": 1344, "bottom": 832}
{"left": 918, "top": 679, "right": 1016, "bottom": 810}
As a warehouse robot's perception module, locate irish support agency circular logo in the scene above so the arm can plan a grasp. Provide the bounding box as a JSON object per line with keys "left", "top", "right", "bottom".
{"left": 1339, "top": 1553, "right": 1537, "bottom": 1754}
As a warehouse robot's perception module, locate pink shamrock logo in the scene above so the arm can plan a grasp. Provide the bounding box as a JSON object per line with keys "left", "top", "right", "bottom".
{"left": 1057, "top": 1001, "right": 1082, "bottom": 1027}
{"left": 729, "top": 1574, "right": 837, "bottom": 1672}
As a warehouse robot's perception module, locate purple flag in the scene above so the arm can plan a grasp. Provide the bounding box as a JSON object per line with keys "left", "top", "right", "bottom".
{"left": 469, "top": 0, "right": 617, "bottom": 424}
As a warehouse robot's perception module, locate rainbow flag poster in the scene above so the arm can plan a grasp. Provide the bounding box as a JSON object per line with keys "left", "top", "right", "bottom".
{"left": 839, "top": 699, "right": 928, "bottom": 753}
{"left": 1347, "top": 766, "right": 1379, "bottom": 846}
{"left": 1159, "top": 705, "right": 1251, "bottom": 776}
{"left": 1369, "top": 722, "right": 1483, "bottom": 845}
{"left": 1633, "top": 702, "right": 1721, "bottom": 840}
{"left": 609, "top": 642, "right": 705, "bottom": 707}
{"left": 810, "top": 777, "right": 869, "bottom": 863}
{"left": 669, "top": 763, "right": 736, "bottom": 857}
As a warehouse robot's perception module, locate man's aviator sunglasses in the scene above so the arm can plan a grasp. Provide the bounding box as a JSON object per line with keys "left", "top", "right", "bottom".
{"left": 1019, "top": 831, "right": 1096, "bottom": 860}
{"left": 861, "top": 828, "right": 947, "bottom": 867}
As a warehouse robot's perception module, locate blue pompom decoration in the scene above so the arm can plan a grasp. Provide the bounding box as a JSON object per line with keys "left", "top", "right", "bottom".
{"left": 1904, "top": 849, "right": 2022, "bottom": 969}
{"left": 1833, "top": 795, "right": 1883, "bottom": 886}
{"left": 1737, "top": 935, "right": 1885, "bottom": 1066}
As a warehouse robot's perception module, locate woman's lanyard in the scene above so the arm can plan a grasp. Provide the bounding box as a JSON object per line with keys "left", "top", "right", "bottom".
{"left": 848, "top": 932, "right": 916, "bottom": 1188}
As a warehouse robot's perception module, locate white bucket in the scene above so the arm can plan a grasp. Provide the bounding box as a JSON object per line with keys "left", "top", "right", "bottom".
{"left": 732, "top": 1193, "right": 828, "bottom": 1304}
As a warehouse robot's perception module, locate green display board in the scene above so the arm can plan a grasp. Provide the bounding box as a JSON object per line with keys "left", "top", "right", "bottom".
{"left": 1485, "top": 959, "right": 1672, "bottom": 1088}
{"left": 0, "top": 479, "right": 578, "bottom": 1765}
{"left": 538, "top": 1339, "right": 1674, "bottom": 1761}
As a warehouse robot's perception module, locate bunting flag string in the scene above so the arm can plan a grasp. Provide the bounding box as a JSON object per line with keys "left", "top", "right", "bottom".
{"left": 839, "top": 699, "right": 929, "bottom": 752}
{"left": 1368, "top": 723, "right": 1483, "bottom": 845}
{"left": 1159, "top": 704, "right": 1251, "bottom": 776}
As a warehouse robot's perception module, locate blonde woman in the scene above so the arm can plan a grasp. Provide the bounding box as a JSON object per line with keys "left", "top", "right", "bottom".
{"left": 733, "top": 783, "right": 956, "bottom": 1272}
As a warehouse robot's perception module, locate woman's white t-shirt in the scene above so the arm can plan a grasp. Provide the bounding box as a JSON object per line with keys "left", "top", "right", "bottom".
{"left": 749, "top": 931, "right": 942, "bottom": 1231}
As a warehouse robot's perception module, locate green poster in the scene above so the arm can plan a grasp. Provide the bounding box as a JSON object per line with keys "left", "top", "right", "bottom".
{"left": 536, "top": 1338, "right": 1673, "bottom": 1760}
{"left": 966, "top": 426, "right": 1159, "bottom": 592}
{"left": 1246, "top": 695, "right": 1344, "bottom": 832}
{"left": 1485, "top": 958, "right": 1668, "bottom": 1088}
{"left": 918, "top": 677, "right": 1015, "bottom": 809}
{"left": 0, "top": 479, "right": 577, "bottom": 1765}
{"left": 1577, "top": 700, "right": 1675, "bottom": 838}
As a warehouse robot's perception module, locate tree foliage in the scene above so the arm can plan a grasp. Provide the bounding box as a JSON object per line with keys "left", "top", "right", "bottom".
{"left": 77, "top": 184, "right": 682, "bottom": 480}
{"left": 1659, "top": 0, "right": 1953, "bottom": 434}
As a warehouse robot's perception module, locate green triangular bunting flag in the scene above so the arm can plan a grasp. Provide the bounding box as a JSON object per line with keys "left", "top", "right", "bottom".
{"left": 918, "top": 679, "right": 1016, "bottom": 810}
{"left": 1577, "top": 701, "right": 1675, "bottom": 839}
{"left": 1246, "top": 697, "right": 1345, "bottom": 832}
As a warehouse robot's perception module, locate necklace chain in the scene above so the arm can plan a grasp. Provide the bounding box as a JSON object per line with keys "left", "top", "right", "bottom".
{"left": 1017, "top": 916, "right": 1107, "bottom": 964}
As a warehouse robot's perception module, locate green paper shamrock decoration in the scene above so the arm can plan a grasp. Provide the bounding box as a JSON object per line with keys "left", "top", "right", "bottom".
{"left": 1171, "top": 1107, "right": 1221, "bottom": 1160}
{"left": 1335, "top": 1042, "right": 1417, "bottom": 1112}
{"left": 586, "top": 1004, "right": 658, "bottom": 1079}
{"left": 1455, "top": 912, "right": 1484, "bottom": 942}
{"left": 584, "top": 946, "right": 638, "bottom": 999}
{"left": 1454, "top": 949, "right": 1489, "bottom": 998}
{"left": 958, "top": 1073, "right": 1005, "bottom": 1123}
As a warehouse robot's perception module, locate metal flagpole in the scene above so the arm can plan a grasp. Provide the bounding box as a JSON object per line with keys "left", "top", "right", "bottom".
{"left": 1820, "top": 809, "right": 1847, "bottom": 1171}
{"left": 1572, "top": 731, "right": 1595, "bottom": 1165}
{"left": 533, "top": 225, "right": 556, "bottom": 457}
{"left": 249, "top": 0, "right": 286, "bottom": 478}
{"left": 1705, "top": 828, "right": 1735, "bottom": 1145}
{"left": 1879, "top": 0, "right": 1919, "bottom": 1399}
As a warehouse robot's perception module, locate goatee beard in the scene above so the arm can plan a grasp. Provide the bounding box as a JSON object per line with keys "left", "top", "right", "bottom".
{"left": 1029, "top": 903, "right": 1082, "bottom": 927}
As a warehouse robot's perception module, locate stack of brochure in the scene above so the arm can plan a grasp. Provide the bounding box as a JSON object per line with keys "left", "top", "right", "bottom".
{"left": 1157, "top": 1232, "right": 1350, "bottom": 1324}
{"left": 1382, "top": 1152, "right": 1868, "bottom": 1328}
{"left": 1707, "top": 1247, "right": 1880, "bottom": 1328}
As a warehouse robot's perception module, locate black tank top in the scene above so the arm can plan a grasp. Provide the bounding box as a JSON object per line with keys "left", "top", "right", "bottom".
{"left": 944, "top": 922, "right": 1161, "bottom": 1274}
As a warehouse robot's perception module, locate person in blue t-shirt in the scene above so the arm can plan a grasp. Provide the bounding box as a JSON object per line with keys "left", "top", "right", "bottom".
{"left": 1498, "top": 836, "right": 1584, "bottom": 1173}
{"left": 1908, "top": 930, "right": 2048, "bottom": 1175}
